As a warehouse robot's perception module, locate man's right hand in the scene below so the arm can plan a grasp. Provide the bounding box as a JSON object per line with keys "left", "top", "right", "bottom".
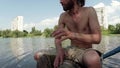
{"left": 54, "top": 47, "right": 66, "bottom": 68}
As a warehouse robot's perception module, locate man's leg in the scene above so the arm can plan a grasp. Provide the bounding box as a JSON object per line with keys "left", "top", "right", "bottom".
{"left": 34, "top": 52, "right": 55, "bottom": 68}
{"left": 83, "top": 50, "right": 102, "bottom": 68}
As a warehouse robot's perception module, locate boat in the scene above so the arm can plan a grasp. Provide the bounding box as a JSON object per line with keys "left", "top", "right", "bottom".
{"left": 37, "top": 46, "right": 120, "bottom": 68}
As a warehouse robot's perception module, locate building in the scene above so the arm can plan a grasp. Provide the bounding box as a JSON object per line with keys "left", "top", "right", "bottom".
{"left": 11, "top": 16, "right": 23, "bottom": 31}
{"left": 94, "top": 7, "right": 108, "bottom": 29}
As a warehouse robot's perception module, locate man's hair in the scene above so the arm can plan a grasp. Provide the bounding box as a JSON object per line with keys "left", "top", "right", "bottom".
{"left": 77, "top": 0, "right": 85, "bottom": 6}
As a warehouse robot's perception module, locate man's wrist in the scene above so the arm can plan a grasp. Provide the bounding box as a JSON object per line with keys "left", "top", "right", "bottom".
{"left": 69, "top": 32, "right": 76, "bottom": 40}
{"left": 71, "top": 33, "right": 82, "bottom": 40}
{"left": 56, "top": 46, "right": 63, "bottom": 52}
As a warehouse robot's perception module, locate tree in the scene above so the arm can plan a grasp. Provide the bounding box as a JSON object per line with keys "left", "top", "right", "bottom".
{"left": 31, "top": 27, "right": 36, "bottom": 33}
{"left": 33, "top": 30, "right": 42, "bottom": 36}
{"left": 0, "top": 30, "right": 2, "bottom": 37}
{"left": 23, "top": 30, "right": 28, "bottom": 36}
{"left": 115, "top": 23, "right": 120, "bottom": 34}
{"left": 1, "top": 29, "right": 12, "bottom": 38}
{"left": 43, "top": 28, "right": 53, "bottom": 37}
{"left": 108, "top": 25, "right": 115, "bottom": 34}
{"left": 54, "top": 25, "right": 58, "bottom": 30}
{"left": 30, "top": 27, "right": 42, "bottom": 36}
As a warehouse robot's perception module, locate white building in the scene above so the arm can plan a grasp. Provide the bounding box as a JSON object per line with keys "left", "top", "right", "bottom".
{"left": 94, "top": 7, "right": 108, "bottom": 29}
{"left": 11, "top": 16, "right": 23, "bottom": 31}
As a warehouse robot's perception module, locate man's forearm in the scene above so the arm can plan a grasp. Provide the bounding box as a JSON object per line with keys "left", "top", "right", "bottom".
{"left": 70, "top": 32, "right": 101, "bottom": 44}
{"left": 55, "top": 38, "right": 63, "bottom": 52}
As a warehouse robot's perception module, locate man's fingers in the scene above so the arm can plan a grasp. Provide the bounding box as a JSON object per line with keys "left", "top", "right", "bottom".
{"left": 52, "top": 30, "right": 62, "bottom": 37}
{"left": 55, "top": 32, "right": 66, "bottom": 39}
{"left": 60, "top": 56, "right": 64, "bottom": 65}
{"left": 60, "top": 36, "right": 69, "bottom": 41}
{"left": 52, "top": 31, "right": 58, "bottom": 37}
{"left": 54, "top": 59, "right": 58, "bottom": 66}
{"left": 54, "top": 57, "right": 60, "bottom": 68}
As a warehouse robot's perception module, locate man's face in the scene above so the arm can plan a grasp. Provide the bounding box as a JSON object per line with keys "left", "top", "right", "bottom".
{"left": 60, "top": 0, "right": 74, "bottom": 11}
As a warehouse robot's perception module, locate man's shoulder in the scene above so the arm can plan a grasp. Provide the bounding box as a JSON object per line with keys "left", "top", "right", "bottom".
{"left": 83, "top": 6, "right": 96, "bottom": 16}
{"left": 83, "top": 6, "right": 95, "bottom": 11}
{"left": 60, "top": 11, "right": 68, "bottom": 16}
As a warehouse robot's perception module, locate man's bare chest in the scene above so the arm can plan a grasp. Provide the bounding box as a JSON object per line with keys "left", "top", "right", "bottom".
{"left": 64, "top": 15, "right": 89, "bottom": 33}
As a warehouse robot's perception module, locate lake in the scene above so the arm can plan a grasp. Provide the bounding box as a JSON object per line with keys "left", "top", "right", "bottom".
{"left": 0, "top": 35, "right": 120, "bottom": 68}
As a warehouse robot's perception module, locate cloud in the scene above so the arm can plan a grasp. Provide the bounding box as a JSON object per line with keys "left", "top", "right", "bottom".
{"left": 106, "top": 0, "right": 120, "bottom": 24}
{"left": 23, "top": 22, "right": 36, "bottom": 31}
{"left": 111, "top": 0, "right": 120, "bottom": 6}
{"left": 37, "top": 17, "right": 59, "bottom": 32}
{"left": 24, "top": 0, "right": 120, "bottom": 31}
{"left": 94, "top": 0, "right": 120, "bottom": 25}
{"left": 107, "top": 0, "right": 120, "bottom": 14}
{"left": 93, "top": 3, "right": 105, "bottom": 8}
{"left": 23, "top": 17, "right": 59, "bottom": 32}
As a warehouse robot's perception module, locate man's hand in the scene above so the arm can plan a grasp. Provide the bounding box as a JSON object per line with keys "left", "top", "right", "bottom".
{"left": 54, "top": 47, "right": 66, "bottom": 68}
{"left": 52, "top": 28, "right": 73, "bottom": 41}
{"left": 53, "top": 38, "right": 68, "bottom": 68}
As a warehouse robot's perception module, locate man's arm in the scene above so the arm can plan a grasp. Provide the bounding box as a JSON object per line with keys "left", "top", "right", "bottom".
{"left": 53, "top": 13, "right": 65, "bottom": 50}
{"left": 52, "top": 13, "right": 66, "bottom": 68}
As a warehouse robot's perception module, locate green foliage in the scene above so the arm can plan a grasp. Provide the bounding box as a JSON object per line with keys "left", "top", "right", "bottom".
{"left": 0, "top": 30, "right": 2, "bottom": 37}
{"left": 102, "top": 30, "right": 109, "bottom": 35}
{"left": 43, "top": 28, "right": 53, "bottom": 37}
{"left": 0, "top": 27, "right": 42, "bottom": 38}
{"left": 54, "top": 25, "right": 58, "bottom": 30}
{"left": 30, "top": 27, "right": 42, "bottom": 36}
{"left": 115, "top": 24, "right": 120, "bottom": 34}
{"left": 108, "top": 25, "right": 116, "bottom": 34}
{"left": 1, "top": 23, "right": 120, "bottom": 38}
{"left": 31, "top": 27, "right": 36, "bottom": 33}
{"left": 108, "top": 23, "right": 120, "bottom": 34}
{"left": 9, "top": 30, "right": 25, "bottom": 38}
{"left": 23, "top": 30, "right": 28, "bottom": 36}
{"left": 1, "top": 29, "right": 12, "bottom": 38}
{"left": 0, "top": 30, "right": 29, "bottom": 38}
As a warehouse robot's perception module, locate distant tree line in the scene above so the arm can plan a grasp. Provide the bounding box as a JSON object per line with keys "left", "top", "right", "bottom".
{"left": 0, "top": 25, "right": 58, "bottom": 38}
{"left": 102, "top": 23, "right": 120, "bottom": 34}
{"left": 108, "top": 23, "right": 120, "bottom": 34}
{"left": 1, "top": 23, "right": 120, "bottom": 38}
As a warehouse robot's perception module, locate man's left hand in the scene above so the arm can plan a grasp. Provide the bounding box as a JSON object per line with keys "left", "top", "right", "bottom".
{"left": 52, "top": 29, "right": 72, "bottom": 41}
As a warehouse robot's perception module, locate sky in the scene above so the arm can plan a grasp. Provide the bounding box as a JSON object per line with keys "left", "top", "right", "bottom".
{"left": 0, "top": 0, "right": 120, "bottom": 31}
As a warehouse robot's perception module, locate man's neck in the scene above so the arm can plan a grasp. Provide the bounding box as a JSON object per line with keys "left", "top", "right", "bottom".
{"left": 69, "top": 4, "right": 81, "bottom": 15}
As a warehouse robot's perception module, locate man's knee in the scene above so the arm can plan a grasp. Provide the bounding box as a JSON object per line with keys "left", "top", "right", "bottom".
{"left": 35, "top": 53, "right": 55, "bottom": 68}
{"left": 34, "top": 52, "right": 45, "bottom": 61}
{"left": 83, "top": 50, "right": 101, "bottom": 67}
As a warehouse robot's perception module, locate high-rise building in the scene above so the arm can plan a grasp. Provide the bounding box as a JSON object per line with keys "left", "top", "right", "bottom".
{"left": 11, "top": 16, "right": 23, "bottom": 31}
{"left": 94, "top": 7, "right": 108, "bottom": 29}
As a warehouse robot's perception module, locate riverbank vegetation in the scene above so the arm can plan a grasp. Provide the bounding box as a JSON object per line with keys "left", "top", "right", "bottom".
{"left": 0, "top": 23, "right": 120, "bottom": 38}
{"left": 102, "top": 23, "right": 120, "bottom": 35}
{"left": 0, "top": 26, "right": 55, "bottom": 38}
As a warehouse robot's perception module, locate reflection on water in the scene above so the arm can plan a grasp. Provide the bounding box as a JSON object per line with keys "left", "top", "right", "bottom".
{"left": 10, "top": 38, "right": 25, "bottom": 60}
{"left": 102, "top": 36, "right": 120, "bottom": 68}
{"left": 93, "top": 36, "right": 110, "bottom": 53}
{"left": 0, "top": 36, "right": 120, "bottom": 68}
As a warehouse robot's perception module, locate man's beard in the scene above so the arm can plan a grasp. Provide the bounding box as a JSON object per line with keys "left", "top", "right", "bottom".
{"left": 62, "top": 1, "right": 74, "bottom": 11}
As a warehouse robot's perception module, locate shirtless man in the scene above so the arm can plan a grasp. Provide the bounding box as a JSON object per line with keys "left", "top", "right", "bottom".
{"left": 34, "top": 0, "right": 101, "bottom": 68}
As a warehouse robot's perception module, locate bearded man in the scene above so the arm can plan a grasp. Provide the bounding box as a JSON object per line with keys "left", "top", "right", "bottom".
{"left": 34, "top": 0, "right": 102, "bottom": 68}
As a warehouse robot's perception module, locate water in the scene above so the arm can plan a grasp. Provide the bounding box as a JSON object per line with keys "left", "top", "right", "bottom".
{"left": 0, "top": 36, "right": 120, "bottom": 68}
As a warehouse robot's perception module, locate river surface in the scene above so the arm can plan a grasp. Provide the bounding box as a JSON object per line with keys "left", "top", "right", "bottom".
{"left": 0, "top": 35, "right": 120, "bottom": 68}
